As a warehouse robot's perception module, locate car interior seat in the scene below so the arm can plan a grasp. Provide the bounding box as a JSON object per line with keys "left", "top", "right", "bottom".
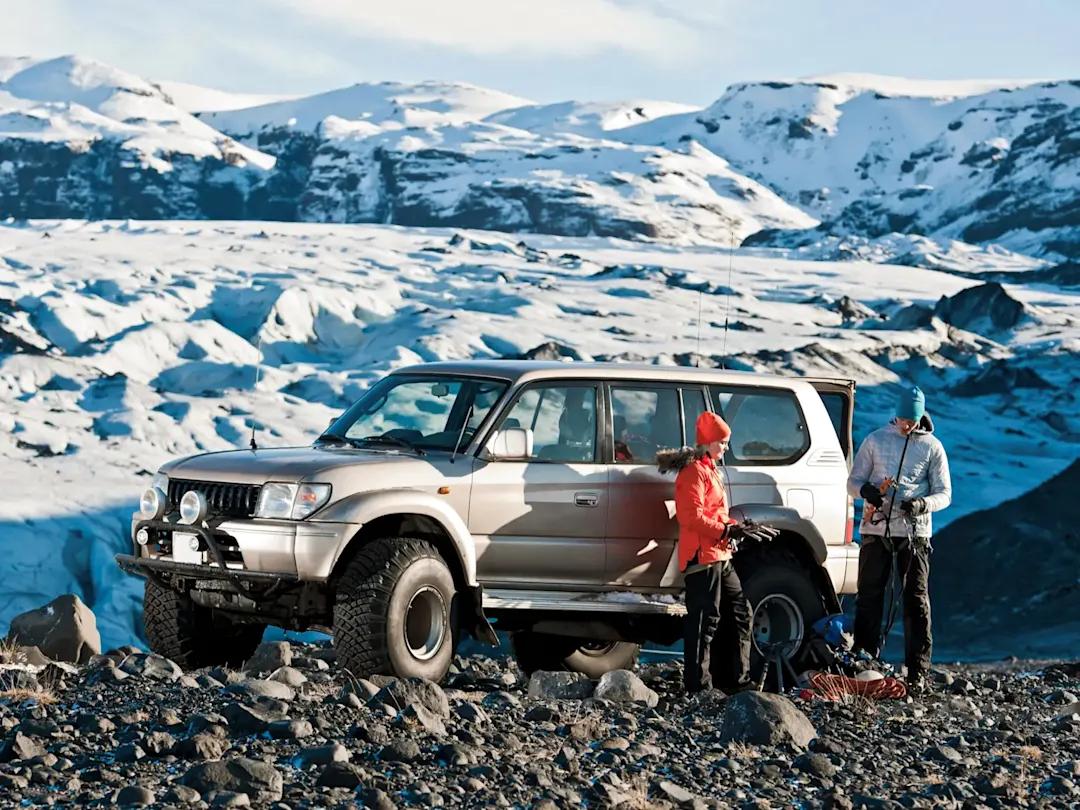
{"left": 537, "top": 400, "right": 595, "bottom": 462}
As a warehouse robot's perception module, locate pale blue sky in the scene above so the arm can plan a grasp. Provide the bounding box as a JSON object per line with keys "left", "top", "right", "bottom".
{"left": 4, "top": 0, "right": 1079, "bottom": 104}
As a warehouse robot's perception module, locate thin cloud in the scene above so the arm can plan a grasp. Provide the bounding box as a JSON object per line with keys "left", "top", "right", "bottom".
{"left": 268, "top": 0, "right": 711, "bottom": 61}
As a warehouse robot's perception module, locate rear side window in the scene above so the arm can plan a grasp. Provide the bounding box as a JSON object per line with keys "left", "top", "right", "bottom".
{"left": 709, "top": 385, "right": 809, "bottom": 465}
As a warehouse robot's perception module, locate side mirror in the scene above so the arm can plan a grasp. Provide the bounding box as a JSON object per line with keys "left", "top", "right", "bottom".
{"left": 484, "top": 427, "right": 533, "bottom": 461}
{"left": 327, "top": 417, "right": 337, "bottom": 429}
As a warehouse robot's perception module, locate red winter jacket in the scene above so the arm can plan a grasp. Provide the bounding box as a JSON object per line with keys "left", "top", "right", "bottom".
{"left": 658, "top": 449, "right": 736, "bottom": 571}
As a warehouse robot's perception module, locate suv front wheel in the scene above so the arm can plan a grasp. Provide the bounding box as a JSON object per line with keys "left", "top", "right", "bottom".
{"left": 510, "top": 631, "right": 640, "bottom": 679}
{"left": 142, "top": 579, "right": 266, "bottom": 670}
{"left": 332, "top": 537, "right": 458, "bottom": 682}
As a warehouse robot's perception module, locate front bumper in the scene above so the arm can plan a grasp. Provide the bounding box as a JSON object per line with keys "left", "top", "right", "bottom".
{"left": 123, "top": 515, "right": 360, "bottom": 581}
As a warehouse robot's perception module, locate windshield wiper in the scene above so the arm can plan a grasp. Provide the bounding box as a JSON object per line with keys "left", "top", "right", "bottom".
{"left": 358, "top": 435, "right": 427, "bottom": 456}
{"left": 315, "top": 432, "right": 362, "bottom": 448}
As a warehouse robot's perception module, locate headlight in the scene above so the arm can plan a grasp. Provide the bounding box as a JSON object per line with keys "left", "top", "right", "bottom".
{"left": 179, "top": 490, "right": 209, "bottom": 525}
{"left": 139, "top": 487, "right": 167, "bottom": 520}
{"left": 255, "top": 483, "right": 332, "bottom": 520}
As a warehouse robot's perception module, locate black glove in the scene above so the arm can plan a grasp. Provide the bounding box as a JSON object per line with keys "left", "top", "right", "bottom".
{"left": 859, "top": 482, "right": 884, "bottom": 509}
{"left": 900, "top": 498, "right": 927, "bottom": 517}
{"left": 727, "top": 520, "right": 780, "bottom": 544}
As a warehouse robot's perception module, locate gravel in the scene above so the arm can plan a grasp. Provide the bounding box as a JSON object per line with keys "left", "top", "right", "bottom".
{"left": 1, "top": 640, "right": 1078, "bottom": 809}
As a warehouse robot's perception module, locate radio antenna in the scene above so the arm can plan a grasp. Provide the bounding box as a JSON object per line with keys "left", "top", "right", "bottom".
{"left": 721, "top": 230, "right": 735, "bottom": 369}
{"left": 694, "top": 288, "right": 704, "bottom": 367}
{"left": 249, "top": 333, "right": 263, "bottom": 451}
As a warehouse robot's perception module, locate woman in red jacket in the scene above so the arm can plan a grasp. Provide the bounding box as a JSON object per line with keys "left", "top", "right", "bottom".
{"left": 658, "top": 412, "right": 774, "bottom": 694}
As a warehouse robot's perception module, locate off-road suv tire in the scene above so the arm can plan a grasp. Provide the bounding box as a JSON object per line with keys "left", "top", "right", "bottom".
{"left": 332, "top": 537, "right": 457, "bottom": 682}
{"left": 736, "top": 546, "right": 828, "bottom": 685}
{"left": 142, "top": 579, "right": 266, "bottom": 669}
{"left": 510, "top": 631, "right": 641, "bottom": 679}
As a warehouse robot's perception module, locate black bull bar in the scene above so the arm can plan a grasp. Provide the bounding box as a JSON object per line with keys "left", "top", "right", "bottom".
{"left": 115, "top": 519, "right": 299, "bottom": 601}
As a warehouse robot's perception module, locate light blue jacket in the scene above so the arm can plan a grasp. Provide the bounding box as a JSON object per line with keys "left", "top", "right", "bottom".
{"left": 846, "top": 415, "right": 952, "bottom": 539}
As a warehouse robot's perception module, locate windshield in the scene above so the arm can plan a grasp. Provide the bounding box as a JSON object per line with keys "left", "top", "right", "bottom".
{"left": 324, "top": 374, "right": 510, "bottom": 452}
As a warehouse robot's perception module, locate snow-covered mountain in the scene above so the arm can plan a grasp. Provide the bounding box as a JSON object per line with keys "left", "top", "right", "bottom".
{"left": 3, "top": 56, "right": 1080, "bottom": 258}
{"left": 1, "top": 220, "right": 1078, "bottom": 653}
{"left": 629, "top": 73, "right": 1080, "bottom": 259}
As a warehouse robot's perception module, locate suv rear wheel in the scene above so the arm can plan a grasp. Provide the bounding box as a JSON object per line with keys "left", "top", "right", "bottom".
{"left": 332, "top": 537, "right": 457, "bottom": 682}
{"left": 510, "top": 631, "right": 640, "bottom": 679}
{"left": 737, "top": 547, "right": 828, "bottom": 685}
{"left": 142, "top": 579, "right": 266, "bottom": 669}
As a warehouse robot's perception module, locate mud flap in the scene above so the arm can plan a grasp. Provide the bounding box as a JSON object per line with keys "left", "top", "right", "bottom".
{"left": 467, "top": 585, "right": 499, "bottom": 646}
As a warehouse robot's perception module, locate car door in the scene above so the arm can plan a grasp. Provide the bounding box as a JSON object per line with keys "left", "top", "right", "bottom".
{"left": 605, "top": 381, "right": 708, "bottom": 589}
{"left": 468, "top": 380, "right": 609, "bottom": 587}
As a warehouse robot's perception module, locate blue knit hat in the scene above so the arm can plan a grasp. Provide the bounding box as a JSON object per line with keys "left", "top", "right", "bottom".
{"left": 896, "top": 386, "right": 926, "bottom": 422}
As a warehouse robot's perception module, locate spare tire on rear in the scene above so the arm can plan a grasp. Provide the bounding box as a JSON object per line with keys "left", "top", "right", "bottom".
{"left": 332, "top": 536, "right": 457, "bottom": 682}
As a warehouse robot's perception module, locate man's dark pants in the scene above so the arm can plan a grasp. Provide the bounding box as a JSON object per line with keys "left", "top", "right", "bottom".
{"left": 684, "top": 559, "right": 752, "bottom": 693}
{"left": 853, "top": 535, "right": 933, "bottom": 679}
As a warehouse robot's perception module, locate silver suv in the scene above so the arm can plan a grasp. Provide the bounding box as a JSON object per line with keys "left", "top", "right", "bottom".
{"left": 117, "top": 360, "right": 859, "bottom": 684}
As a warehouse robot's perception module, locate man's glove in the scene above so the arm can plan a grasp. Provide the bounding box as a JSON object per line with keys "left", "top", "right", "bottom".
{"left": 727, "top": 520, "right": 780, "bottom": 544}
{"left": 859, "top": 482, "right": 884, "bottom": 509}
{"left": 900, "top": 498, "right": 927, "bottom": 517}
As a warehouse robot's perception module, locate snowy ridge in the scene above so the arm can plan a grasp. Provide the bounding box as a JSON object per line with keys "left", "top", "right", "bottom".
{"left": 200, "top": 80, "right": 535, "bottom": 136}
{"left": 1, "top": 220, "right": 1078, "bottom": 650}
{"left": 626, "top": 76, "right": 1080, "bottom": 258}
{"left": 2, "top": 54, "right": 1080, "bottom": 258}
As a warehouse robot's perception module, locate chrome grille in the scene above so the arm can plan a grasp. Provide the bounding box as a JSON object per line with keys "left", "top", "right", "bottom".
{"left": 167, "top": 479, "right": 261, "bottom": 519}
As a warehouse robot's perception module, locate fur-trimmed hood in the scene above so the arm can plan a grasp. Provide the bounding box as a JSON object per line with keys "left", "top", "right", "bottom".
{"left": 656, "top": 446, "right": 705, "bottom": 474}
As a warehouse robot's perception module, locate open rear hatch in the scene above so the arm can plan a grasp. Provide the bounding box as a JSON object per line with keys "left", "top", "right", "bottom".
{"left": 802, "top": 377, "right": 856, "bottom": 465}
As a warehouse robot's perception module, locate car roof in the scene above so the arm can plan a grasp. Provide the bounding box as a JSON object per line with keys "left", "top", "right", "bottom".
{"left": 388, "top": 359, "right": 823, "bottom": 390}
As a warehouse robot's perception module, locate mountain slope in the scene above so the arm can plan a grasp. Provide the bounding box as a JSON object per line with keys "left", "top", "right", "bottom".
{"left": 624, "top": 75, "right": 1080, "bottom": 258}
{"left": 200, "top": 80, "right": 534, "bottom": 136}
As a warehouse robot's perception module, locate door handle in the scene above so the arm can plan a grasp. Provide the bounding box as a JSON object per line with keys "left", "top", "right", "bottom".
{"left": 574, "top": 492, "right": 599, "bottom": 507}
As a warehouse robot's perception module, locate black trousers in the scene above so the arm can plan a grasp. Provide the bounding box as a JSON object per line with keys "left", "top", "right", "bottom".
{"left": 853, "top": 535, "right": 933, "bottom": 679}
{"left": 684, "top": 560, "right": 752, "bottom": 693}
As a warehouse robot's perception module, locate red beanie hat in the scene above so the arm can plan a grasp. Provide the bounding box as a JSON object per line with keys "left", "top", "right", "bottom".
{"left": 696, "top": 411, "right": 731, "bottom": 444}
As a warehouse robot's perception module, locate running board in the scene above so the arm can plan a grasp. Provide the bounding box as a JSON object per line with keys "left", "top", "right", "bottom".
{"left": 482, "top": 589, "right": 687, "bottom": 616}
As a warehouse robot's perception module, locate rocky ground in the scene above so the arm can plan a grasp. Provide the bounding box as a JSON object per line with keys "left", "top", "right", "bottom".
{"left": 1, "top": 635, "right": 1079, "bottom": 810}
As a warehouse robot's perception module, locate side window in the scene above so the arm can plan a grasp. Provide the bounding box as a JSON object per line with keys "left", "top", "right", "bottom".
{"left": 680, "top": 387, "right": 708, "bottom": 447}
{"left": 709, "top": 385, "right": 809, "bottom": 465}
{"left": 499, "top": 383, "right": 597, "bottom": 462}
{"left": 611, "top": 385, "right": 682, "bottom": 463}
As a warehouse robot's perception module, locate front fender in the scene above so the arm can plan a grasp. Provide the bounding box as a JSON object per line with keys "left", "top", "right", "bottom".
{"left": 729, "top": 504, "right": 828, "bottom": 565}
{"left": 313, "top": 489, "right": 477, "bottom": 587}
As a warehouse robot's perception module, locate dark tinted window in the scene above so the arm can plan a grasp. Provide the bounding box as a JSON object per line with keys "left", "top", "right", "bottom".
{"left": 709, "top": 385, "right": 809, "bottom": 465}
{"left": 611, "top": 386, "right": 681, "bottom": 463}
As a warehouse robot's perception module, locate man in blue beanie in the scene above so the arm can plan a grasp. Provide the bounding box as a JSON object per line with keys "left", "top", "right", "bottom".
{"left": 847, "top": 384, "right": 952, "bottom": 694}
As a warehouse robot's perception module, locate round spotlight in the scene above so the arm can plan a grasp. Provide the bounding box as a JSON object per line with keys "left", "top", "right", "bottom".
{"left": 188, "top": 536, "right": 201, "bottom": 551}
{"left": 135, "top": 528, "right": 150, "bottom": 546}
{"left": 139, "top": 487, "right": 166, "bottom": 520}
{"left": 179, "top": 490, "right": 208, "bottom": 525}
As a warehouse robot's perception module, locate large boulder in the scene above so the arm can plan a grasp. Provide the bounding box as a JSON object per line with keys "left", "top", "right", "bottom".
{"left": 367, "top": 677, "right": 450, "bottom": 719}
{"left": 593, "top": 670, "right": 659, "bottom": 708}
{"left": 5, "top": 594, "right": 101, "bottom": 664}
{"left": 719, "top": 691, "right": 817, "bottom": 750}
{"left": 180, "top": 758, "right": 283, "bottom": 803}
{"left": 527, "top": 671, "right": 596, "bottom": 701}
